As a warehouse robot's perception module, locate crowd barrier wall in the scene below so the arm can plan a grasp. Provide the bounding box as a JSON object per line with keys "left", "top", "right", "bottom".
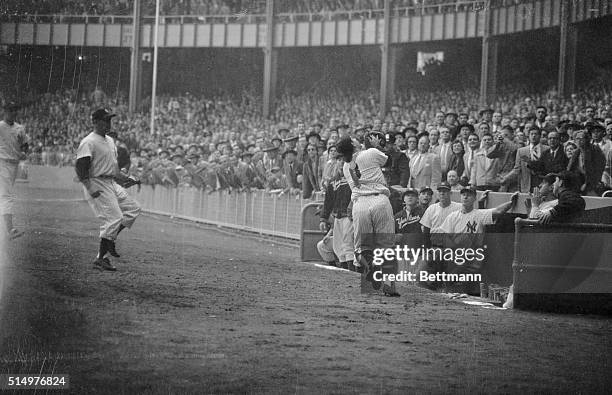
{"left": 133, "top": 185, "right": 305, "bottom": 240}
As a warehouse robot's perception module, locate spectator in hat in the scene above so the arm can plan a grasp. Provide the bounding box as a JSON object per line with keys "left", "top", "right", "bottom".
{"left": 237, "top": 151, "right": 264, "bottom": 190}
{"left": 409, "top": 134, "right": 441, "bottom": 191}
{"left": 590, "top": 123, "right": 612, "bottom": 157}
{"left": 261, "top": 143, "right": 283, "bottom": 173}
{"left": 538, "top": 170, "right": 586, "bottom": 223}
{"left": 568, "top": 129, "right": 606, "bottom": 195}
{"left": 282, "top": 132, "right": 299, "bottom": 152}
{"left": 271, "top": 136, "right": 282, "bottom": 149}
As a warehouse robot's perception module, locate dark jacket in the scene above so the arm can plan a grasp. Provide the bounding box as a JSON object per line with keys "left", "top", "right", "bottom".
{"left": 283, "top": 160, "right": 302, "bottom": 189}
{"left": 383, "top": 147, "right": 411, "bottom": 187}
{"left": 567, "top": 145, "right": 606, "bottom": 194}
{"left": 302, "top": 157, "right": 321, "bottom": 199}
{"left": 531, "top": 146, "right": 568, "bottom": 175}
{"left": 447, "top": 152, "right": 465, "bottom": 181}
{"left": 549, "top": 187, "right": 586, "bottom": 222}
{"left": 320, "top": 179, "right": 352, "bottom": 221}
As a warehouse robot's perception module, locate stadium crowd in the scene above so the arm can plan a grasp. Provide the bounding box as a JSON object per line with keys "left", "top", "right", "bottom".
{"left": 14, "top": 81, "right": 612, "bottom": 200}
{"left": 2, "top": 0, "right": 534, "bottom": 20}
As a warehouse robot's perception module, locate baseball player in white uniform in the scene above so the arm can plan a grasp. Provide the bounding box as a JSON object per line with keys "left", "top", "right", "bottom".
{"left": 0, "top": 101, "right": 28, "bottom": 240}
{"left": 75, "top": 109, "right": 141, "bottom": 271}
{"left": 337, "top": 133, "right": 399, "bottom": 297}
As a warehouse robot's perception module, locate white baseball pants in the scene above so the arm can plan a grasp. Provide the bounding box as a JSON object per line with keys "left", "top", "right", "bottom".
{"left": 0, "top": 161, "right": 18, "bottom": 216}
{"left": 84, "top": 178, "right": 141, "bottom": 240}
{"left": 352, "top": 193, "right": 395, "bottom": 254}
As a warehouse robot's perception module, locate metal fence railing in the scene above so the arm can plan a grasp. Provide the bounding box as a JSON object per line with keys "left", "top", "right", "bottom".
{"left": 133, "top": 185, "right": 308, "bottom": 240}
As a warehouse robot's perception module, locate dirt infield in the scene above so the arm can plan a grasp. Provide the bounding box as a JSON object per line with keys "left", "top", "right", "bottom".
{"left": 1, "top": 187, "right": 611, "bottom": 394}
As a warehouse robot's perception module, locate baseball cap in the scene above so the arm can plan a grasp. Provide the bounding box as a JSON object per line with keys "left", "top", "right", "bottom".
{"left": 437, "top": 182, "right": 451, "bottom": 191}
{"left": 420, "top": 186, "right": 434, "bottom": 195}
{"left": 91, "top": 108, "right": 116, "bottom": 122}
{"left": 460, "top": 186, "right": 477, "bottom": 196}
{"left": 402, "top": 188, "right": 419, "bottom": 198}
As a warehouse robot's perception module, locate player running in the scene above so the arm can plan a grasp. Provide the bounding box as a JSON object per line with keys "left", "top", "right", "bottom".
{"left": 75, "top": 108, "right": 141, "bottom": 271}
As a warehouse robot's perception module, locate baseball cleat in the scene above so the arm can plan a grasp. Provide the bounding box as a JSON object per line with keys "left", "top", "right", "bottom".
{"left": 382, "top": 284, "right": 401, "bottom": 297}
{"left": 107, "top": 240, "right": 120, "bottom": 258}
{"left": 93, "top": 257, "right": 117, "bottom": 271}
{"left": 360, "top": 252, "right": 381, "bottom": 290}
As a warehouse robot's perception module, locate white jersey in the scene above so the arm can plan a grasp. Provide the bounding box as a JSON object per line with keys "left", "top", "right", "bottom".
{"left": 420, "top": 201, "right": 462, "bottom": 232}
{"left": 438, "top": 208, "right": 496, "bottom": 248}
{"left": 76, "top": 132, "right": 118, "bottom": 178}
{"left": 0, "top": 120, "right": 27, "bottom": 162}
{"left": 343, "top": 148, "right": 389, "bottom": 199}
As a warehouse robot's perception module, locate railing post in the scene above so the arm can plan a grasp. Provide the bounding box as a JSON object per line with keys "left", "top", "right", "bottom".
{"left": 272, "top": 194, "right": 277, "bottom": 232}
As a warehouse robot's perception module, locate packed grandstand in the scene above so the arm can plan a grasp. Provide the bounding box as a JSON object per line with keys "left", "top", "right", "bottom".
{"left": 1, "top": 0, "right": 611, "bottom": 200}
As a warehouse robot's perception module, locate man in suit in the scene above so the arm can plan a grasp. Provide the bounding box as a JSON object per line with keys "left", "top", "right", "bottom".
{"left": 487, "top": 126, "right": 518, "bottom": 191}
{"left": 470, "top": 133, "right": 502, "bottom": 191}
{"left": 237, "top": 151, "right": 264, "bottom": 190}
{"left": 410, "top": 134, "right": 441, "bottom": 191}
{"left": 282, "top": 149, "right": 301, "bottom": 195}
{"left": 501, "top": 126, "right": 549, "bottom": 192}
{"left": 302, "top": 143, "right": 322, "bottom": 199}
{"left": 462, "top": 133, "right": 480, "bottom": 184}
{"left": 532, "top": 131, "right": 568, "bottom": 175}
{"left": 432, "top": 127, "right": 453, "bottom": 179}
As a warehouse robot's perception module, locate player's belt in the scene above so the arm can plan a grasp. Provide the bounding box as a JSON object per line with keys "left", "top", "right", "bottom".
{"left": 93, "top": 175, "right": 115, "bottom": 179}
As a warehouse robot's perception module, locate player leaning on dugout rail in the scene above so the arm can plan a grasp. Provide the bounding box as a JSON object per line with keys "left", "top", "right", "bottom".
{"left": 75, "top": 108, "right": 142, "bottom": 272}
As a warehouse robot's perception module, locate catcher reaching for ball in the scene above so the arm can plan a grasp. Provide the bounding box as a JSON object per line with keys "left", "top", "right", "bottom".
{"left": 75, "top": 108, "right": 141, "bottom": 271}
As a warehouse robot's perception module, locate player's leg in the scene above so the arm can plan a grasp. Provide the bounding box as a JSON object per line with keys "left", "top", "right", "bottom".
{"left": 372, "top": 195, "right": 400, "bottom": 296}
{"left": 333, "top": 216, "right": 355, "bottom": 271}
{"left": 0, "top": 162, "right": 22, "bottom": 239}
{"left": 353, "top": 196, "right": 380, "bottom": 289}
{"left": 115, "top": 183, "right": 141, "bottom": 232}
{"left": 108, "top": 183, "right": 141, "bottom": 257}
{"left": 86, "top": 180, "right": 123, "bottom": 270}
